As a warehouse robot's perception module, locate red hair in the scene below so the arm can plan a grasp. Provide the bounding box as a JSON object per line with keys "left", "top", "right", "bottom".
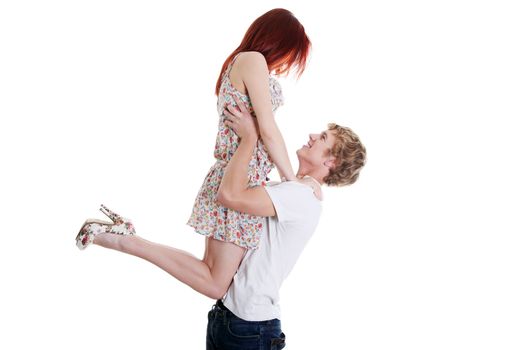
{"left": 215, "top": 8, "right": 311, "bottom": 95}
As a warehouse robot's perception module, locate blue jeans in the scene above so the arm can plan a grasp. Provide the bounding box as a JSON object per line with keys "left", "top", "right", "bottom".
{"left": 206, "top": 300, "right": 286, "bottom": 350}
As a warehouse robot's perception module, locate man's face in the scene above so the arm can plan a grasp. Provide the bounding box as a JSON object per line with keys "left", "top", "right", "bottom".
{"left": 296, "top": 129, "right": 337, "bottom": 169}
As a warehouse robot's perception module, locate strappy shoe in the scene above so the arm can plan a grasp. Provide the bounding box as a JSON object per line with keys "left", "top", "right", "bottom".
{"left": 76, "top": 204, "right": 136, "bottom": 250}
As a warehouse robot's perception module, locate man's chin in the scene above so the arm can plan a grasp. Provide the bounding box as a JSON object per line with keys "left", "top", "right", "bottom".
{"left": 296, "top": 148, "right": 306, "bottom": 162}
{"left": 297, "top": 146, "right": 307, "bottom": 154}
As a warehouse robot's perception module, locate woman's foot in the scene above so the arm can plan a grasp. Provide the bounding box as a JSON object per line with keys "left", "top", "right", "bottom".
{"left": 93, "top": 232, "right": 124, "bottom": 250}
{"left": 76, "top": 204, "right": 136, "bottom": 250}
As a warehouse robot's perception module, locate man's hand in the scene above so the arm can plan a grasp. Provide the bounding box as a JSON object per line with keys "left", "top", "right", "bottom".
{"left": 224, "top": 95, "right": 259, "bottom": 142}
{"left": 217, "top": 94, "right": 277, "bottom": 218}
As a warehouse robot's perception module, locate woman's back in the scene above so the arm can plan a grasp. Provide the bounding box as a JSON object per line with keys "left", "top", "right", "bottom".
{"left": 215, "top": 52, "right": 284, "bottom": 166}
{"left": 186, "top": 52, "right": 284, "bottom": 249}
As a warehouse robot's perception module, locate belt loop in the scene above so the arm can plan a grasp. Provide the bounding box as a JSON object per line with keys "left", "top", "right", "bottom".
{"left": 218, "top": 300, "right": 228, "bottom": 325}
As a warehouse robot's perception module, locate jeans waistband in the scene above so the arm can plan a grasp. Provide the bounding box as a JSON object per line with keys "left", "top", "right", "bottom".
{"left": 211, "top": 299, "right": 281, "bottom": 328}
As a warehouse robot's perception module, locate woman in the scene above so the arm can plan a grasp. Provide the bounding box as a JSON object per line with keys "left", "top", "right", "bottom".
{"left": 75, "top": 8, "right": 314, "bottom": 299}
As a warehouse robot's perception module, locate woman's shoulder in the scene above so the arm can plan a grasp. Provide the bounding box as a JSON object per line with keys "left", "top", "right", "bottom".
{"left": 237, "top": 51, "right": 266, "bottom": 61}
{"left": 235, "top": 51, "right": 268, "bottom": 70}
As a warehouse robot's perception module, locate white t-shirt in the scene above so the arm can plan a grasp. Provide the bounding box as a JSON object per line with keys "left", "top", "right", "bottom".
{"left": 222, "top": 181, "right": 322, "bottom": 321}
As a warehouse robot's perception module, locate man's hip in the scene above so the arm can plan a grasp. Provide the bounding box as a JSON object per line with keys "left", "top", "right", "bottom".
{"left": 206, "top": 299, "right": 286, "bottom": 350}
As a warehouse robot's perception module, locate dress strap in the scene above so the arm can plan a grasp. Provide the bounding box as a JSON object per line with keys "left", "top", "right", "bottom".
{"left": 225, "top": 52, "right": 243, "bottom": 77}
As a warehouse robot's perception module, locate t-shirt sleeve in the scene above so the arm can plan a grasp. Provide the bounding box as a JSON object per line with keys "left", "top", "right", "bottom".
{"left": 264, "top": 181, "right": 321, "bottom": 223}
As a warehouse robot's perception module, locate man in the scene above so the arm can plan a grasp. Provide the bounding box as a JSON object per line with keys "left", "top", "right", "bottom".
{"left": 205, "top": 100, "right": 367, "bottom": 349}
{"left": 89, "top": 98, "right": 365, "bottom": 349}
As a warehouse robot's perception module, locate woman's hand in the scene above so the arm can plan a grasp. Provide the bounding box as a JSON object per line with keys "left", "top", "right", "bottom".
{"left": 224, "top": 95, "right": 259, "bottom": 142}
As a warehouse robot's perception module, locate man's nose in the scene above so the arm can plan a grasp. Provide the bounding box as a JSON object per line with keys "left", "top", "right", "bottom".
{"left": 309, "top": 134, "right": 318, "bottom": 141}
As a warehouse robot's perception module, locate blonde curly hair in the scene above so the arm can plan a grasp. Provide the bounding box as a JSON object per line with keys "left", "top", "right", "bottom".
{"left": 323, "top": 123, "right": 367, "bottom": 186}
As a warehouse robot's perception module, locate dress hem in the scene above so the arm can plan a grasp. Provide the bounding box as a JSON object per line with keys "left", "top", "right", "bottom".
{"left": 186, "top": 221, "right": 259, "bottom": 250}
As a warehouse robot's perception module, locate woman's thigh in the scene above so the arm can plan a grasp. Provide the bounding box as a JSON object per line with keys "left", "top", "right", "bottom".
{"left": 202, "top": 237, "right": 247, "bottom": 292}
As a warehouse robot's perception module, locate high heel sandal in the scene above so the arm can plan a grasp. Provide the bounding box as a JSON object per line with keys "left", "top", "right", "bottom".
{"left": 76, "top": 204, "right": 136, "bottom": 250}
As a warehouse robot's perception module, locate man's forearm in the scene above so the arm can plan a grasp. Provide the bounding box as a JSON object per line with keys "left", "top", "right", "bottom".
{"left": 219, "top": 135, "right": 258, "bottom": 197}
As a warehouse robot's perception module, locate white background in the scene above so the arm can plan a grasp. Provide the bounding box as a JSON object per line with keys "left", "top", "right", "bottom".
{"left": 1, "top": 0, "right": 524, "bottom": 349}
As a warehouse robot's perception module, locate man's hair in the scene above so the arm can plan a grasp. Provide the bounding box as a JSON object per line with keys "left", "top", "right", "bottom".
{"left": 323, "top": 123, "right": 367, "bottom": 186}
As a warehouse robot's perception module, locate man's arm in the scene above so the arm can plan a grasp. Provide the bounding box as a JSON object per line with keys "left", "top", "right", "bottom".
{"left": 216, "top": 95, "right": 276, "bottom": 217}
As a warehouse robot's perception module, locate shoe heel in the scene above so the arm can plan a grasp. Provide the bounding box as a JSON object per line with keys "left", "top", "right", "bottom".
{"left": 99, "top": 204, "right": 123, "bottom": 223}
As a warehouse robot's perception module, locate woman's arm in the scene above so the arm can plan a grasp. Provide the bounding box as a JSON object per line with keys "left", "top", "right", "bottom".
{"left": 236, "top": 51, "right": 297, "bottom": 181}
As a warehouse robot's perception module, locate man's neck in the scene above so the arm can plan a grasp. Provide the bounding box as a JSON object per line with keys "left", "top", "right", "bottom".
{"left": 296, "top": 169, "right": 324, "bottom": 186}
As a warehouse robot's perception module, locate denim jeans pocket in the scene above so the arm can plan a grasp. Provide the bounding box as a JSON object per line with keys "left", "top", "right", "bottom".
{"left": 270, "top": 332, "right": 286, "bottom": 350}
{"left": 226, "top": 318, "right": 261, "bottom": 339}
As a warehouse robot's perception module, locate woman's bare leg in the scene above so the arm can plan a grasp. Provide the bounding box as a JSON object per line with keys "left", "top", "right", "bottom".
{"left": 93, "top": 233, "right": 246, "bottom": 299}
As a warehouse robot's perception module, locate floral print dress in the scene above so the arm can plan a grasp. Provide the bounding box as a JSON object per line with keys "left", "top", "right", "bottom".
{"left": 186, "top": 53, "right": 284, "bottom": 250}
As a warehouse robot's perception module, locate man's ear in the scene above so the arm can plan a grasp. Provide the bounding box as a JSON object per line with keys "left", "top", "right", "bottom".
{"left": 323, "top": 156, "right": 337, "bottom": 169}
